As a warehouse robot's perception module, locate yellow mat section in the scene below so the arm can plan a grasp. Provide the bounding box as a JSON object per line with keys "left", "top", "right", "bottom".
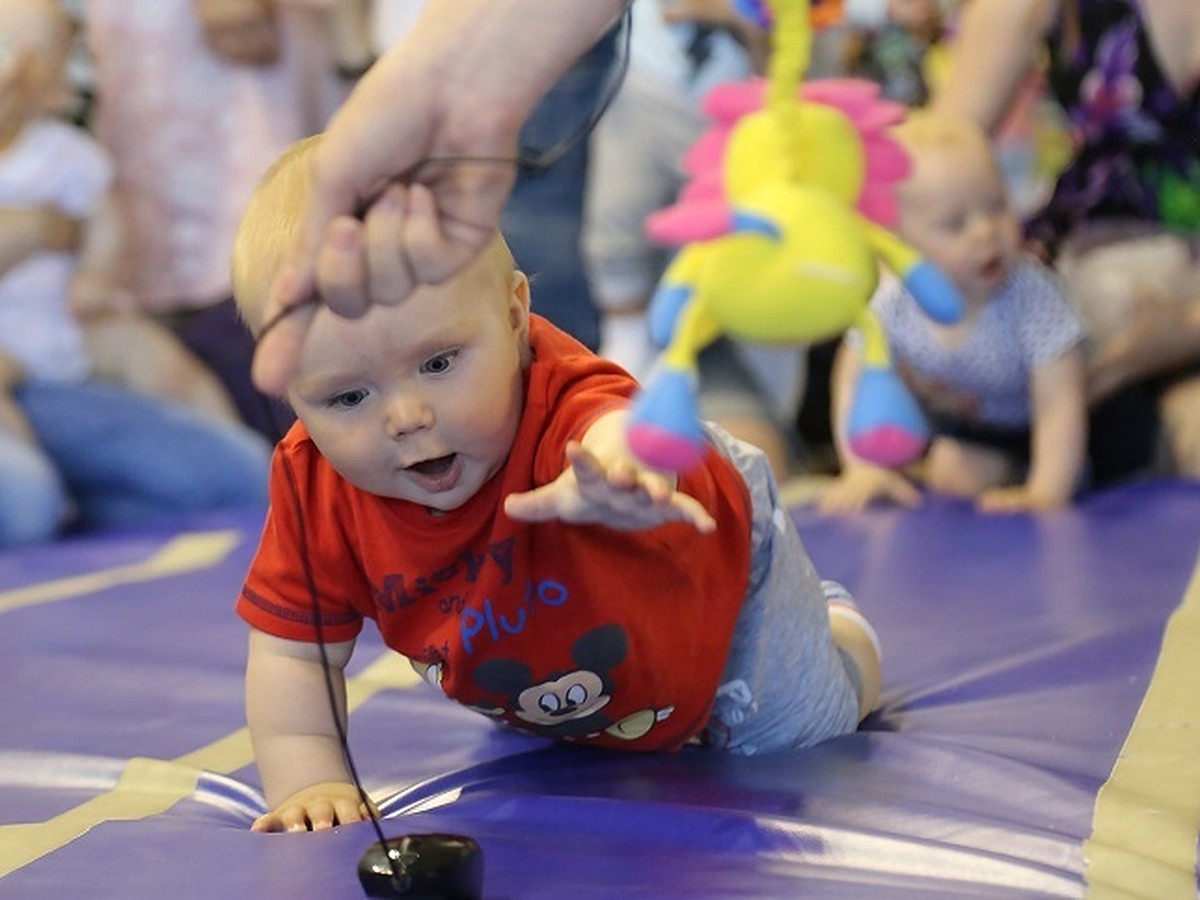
{"left": 0, "top": 650, "right": 419, "bottom": 878}
{"left": 0, "top": 531, "right": 241, "bottom": 615}
{"left": 1084, "top": 550, "right": 1200, "bottom": 899}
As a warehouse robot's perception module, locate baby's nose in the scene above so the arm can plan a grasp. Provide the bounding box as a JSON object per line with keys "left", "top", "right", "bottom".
{"left": 385, "top": 393, "right": 433, "bottom": 437}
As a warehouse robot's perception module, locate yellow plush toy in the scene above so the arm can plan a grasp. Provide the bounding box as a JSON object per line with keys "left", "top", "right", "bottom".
{"left": 626, "top": 0, "right": 962, "bottom": 472}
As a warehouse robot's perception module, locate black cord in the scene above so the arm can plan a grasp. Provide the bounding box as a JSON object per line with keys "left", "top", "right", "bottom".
{"left": 276, "top": 450, "right": 396, "bottom": 861}
{"left": 256, "top": 4, "right": 632, "bottom": 349}
{"left": 513, "top": 7, "right": 632, "bottom": 173}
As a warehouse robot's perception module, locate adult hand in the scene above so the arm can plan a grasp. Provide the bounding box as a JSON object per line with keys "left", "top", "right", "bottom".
{"left": 976, "top": 483, "right": 1065, "bottom": 514}
{"left": 251, "top": 0, "right": 629, "bottom": 395}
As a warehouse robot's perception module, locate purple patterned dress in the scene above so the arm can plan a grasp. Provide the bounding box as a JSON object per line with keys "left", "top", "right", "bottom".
{"left": 1030, "top": 0, "right": 1200, "bottom": 253}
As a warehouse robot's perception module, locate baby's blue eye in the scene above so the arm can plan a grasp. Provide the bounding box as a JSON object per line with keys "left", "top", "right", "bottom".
{"left": 421, "top": 350, "right": 458, "bottom": 375}
{"left": 329, "top": 388, "right": 368, "bottom": 409}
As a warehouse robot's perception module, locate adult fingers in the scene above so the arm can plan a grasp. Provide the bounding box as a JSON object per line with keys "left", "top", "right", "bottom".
{"left": 251, "top": 265, "right": 318, "bottom": 395}
{"left": 315, "top": 215, "right": 371, "bottom": 317}
{"left": 363, "top": 185, "right": 418, "bottom": 307}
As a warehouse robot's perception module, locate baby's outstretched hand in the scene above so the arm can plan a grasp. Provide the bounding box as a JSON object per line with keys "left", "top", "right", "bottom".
{"left": 505, "top": 442, "right": 716, "bottom": 532}
{"left": 251, "top": 781, "right": 372, "bottom": 833}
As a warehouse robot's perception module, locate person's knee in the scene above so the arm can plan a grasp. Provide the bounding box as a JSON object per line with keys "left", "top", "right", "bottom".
{"left": 0, "top": 447, "right": 68, "bottom": 547}
{"left": 1161, "top": 379, "right": 1200, "bottom": 479}
{"left": 924, "top": 437, "right": 1012, "bottom": 497}
{"left": 168, "top": 426, "right": 272, "bottom": 511}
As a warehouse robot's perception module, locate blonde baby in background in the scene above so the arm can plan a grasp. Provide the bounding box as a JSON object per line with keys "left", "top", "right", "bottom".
{"left": 822, "top": 111, "right": 1088, "bottom": 514}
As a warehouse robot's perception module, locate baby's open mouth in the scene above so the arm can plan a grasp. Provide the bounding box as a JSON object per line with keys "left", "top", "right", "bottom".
{"left": 408, "top": 454, "right": 456, "bottom": 476}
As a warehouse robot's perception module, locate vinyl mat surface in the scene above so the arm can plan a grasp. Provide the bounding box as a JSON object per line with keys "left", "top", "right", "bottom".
{"left": 2, "top": 480, "right": 1199, "bottom": 898}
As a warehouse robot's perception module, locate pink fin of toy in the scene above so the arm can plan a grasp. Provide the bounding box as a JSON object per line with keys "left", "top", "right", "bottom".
{"left": 857, "top": 183, "right": 900, "bottom": 228}
{"left": 702, "top": 80, "right": 766, "bottom": 122}
{"left": 679, "top": 173, "right": 724, "bottom": 205}
{"left": 864, "top": 137, "right": 912, "bottom": 181}
{"left": 682, "top": 129, "right": 731, "bottom": 177}
{"left": 802, "top": 78, "right": 880, "bottom": 111}
{"left": 649, "top": 75, "right": 914, "bottom": 243}
{"left": 645, "top": 201, "right": 733, "bottom": 245}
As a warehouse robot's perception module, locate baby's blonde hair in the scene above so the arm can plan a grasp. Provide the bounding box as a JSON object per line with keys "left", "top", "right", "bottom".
{"left": 231, "top": 136, "right": 320, "bottom": 334}
{"left": 231, "top": 136, "right": 520, "bottom": 335}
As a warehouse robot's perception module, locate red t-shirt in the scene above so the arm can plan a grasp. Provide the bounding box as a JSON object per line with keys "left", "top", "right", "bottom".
{"left": 238, "top": 317, "right": 753, "bottom": 751}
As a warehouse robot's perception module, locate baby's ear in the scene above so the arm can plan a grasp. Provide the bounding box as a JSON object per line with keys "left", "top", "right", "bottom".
{"left": 509, "top": 269, "right": 531, "bottom": 333}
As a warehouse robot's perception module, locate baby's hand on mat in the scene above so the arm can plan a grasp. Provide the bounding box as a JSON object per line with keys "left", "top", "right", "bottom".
{"left": 818, "top": 465, "right": 922, "bottom": 515}
{"left": 251, "top": 781, "right": 372, "bottom": 833}
{"left": 976, "top": 484, "right": 1067, "bottom": 515}
{"left": 505, "top": 441, "right": 716, "bottom": 532}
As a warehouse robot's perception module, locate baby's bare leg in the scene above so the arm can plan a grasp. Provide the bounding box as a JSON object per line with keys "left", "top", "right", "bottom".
{"left": 84, "top": 314, "right": 241, "bottom": 424}
{"left": 924, "top": 435, "right": 1017, "bottom": 498}
{"left": 824, "top": 582, "right": 881, "bottom": 721}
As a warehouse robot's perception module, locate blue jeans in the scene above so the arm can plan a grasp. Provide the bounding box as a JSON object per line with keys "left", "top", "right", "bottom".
{"left": 0, "top": 379, "right": 271, "bottom": 548}
{"left": 500, "top": 25, "right": 621, "bottom": 351}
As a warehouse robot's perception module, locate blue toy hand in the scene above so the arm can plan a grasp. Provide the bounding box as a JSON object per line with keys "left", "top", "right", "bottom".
{"left": 732, "top": 0, "right": 772, "bottom": 29}
{"left": 628, "top": 367, "right": 706, "bottom": 472}
{"left": 847, "top": 364, "right": 928, "bottom": 468}
{"left": 904, "top": 260, "right": 962, "bottom": 325}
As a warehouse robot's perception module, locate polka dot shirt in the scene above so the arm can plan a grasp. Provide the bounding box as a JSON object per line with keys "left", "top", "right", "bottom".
{"left": 870, "top": 259, "right": 1085, "bottom": 429}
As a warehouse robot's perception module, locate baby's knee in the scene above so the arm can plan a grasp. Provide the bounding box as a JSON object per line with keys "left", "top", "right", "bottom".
{"left": 1160, "top": 378, "right": 1200, "bottom": 479}
{"left": 924, "top": 437, "right": 1014, "bottom": 497}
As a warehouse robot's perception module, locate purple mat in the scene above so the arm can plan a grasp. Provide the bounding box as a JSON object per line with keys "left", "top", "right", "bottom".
{"left": 2, "top": 480, "right": 1198, "bottom": 898}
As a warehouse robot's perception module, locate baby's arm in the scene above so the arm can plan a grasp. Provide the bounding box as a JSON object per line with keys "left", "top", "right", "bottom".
{"left": 245, "top": 628, "right": 370, "bottom": 832}
{"left": 503, "top": 409, "right": 716, "bottom": 532}
{"left": 70, "top": 190, "right": 136, "bottom": 321}
{"left": 819, "top": 340, "right": 922, "bottom": 515}
{"left": 0, "top": 348, "right": 34, "bottom": 443}
{"left": 978, "top": 347, "right": 1087, "bottom": 513}
{"left": 0, "top": 205, "right": 78, "bottom": 276}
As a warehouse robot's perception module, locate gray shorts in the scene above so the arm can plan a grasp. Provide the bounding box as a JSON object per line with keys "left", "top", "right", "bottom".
{"left": 701, "top": 425, "right": 862, "bottom": 754}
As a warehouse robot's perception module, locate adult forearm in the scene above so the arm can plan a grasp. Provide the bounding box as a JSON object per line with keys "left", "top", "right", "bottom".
{"left": 1027, "top": 355, "right": 1088, "bottom": 504}
{"left": 931, "top": 0, "right": 1055, "bottom": 133}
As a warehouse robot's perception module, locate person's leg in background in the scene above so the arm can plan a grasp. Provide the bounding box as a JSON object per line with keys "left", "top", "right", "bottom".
{"left": 18, "top": 379, "right": 270, "bottom": 530}
{"left": 0, "top": 427, "right": 69, "bottom": 548}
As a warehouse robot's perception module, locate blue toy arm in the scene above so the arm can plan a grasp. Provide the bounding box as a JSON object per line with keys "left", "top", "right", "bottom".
{"left": 845, "top": 309, "right": 929, "bottom": 468}
{"left": 863, "top": 220, "right": 962, "bottom": 325}
{"left": 627, "top": 296, "right": 723, "bottom": 472}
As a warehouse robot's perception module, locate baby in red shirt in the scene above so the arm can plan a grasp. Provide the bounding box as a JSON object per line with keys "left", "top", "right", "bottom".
{"left": 232, "top": 136, "right": 882, "bottom": 833}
